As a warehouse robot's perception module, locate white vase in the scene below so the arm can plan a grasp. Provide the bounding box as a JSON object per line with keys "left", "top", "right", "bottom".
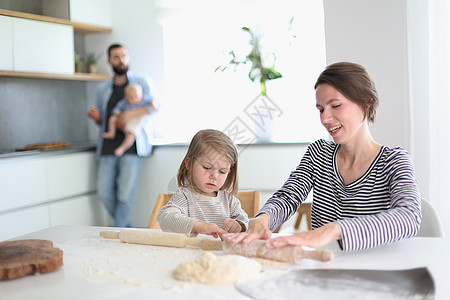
{"left": 244, "top": 94, "right": 282, "bottom": 142}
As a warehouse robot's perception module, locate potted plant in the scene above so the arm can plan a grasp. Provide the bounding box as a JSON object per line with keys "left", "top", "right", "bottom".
{"left": 74, "top": 52, "right": 83, "bottom": 73}
{"left": 86, "top": 52, "right": 101, "bottom": 73}
{"left": 215, "top": 26, "right": 283, "bottom": 96}
{"left": 216, "top": 20, "right": 295, "bottom": 142}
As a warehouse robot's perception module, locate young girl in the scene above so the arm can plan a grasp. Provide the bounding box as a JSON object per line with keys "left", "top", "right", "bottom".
{"left": 157, "top": 129, "right": 249, "bottom": 238}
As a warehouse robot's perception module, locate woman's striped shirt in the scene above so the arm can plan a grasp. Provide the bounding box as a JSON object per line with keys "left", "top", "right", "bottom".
{"left": 158, "top": 187, "right": 249, "bottom": 237}
{"left": 259, "top": 139, "right": 422, "bottom": 251}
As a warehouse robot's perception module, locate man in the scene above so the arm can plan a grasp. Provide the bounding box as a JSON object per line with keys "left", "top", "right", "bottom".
{"left": 87, "top": 44, "right": 157, "bottom": 227}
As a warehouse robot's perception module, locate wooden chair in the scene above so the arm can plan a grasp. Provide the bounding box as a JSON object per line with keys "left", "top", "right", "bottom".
{"left": 294, "top": 202, "right": 312, "bottom": 231}
{"left": 273, "top": 202, "right": 312, "bottom": 233}
{"left": 147, "top": 190, "right": 261, "bottom": 229}
{"left": 147, "top": 193, "right": 173, "bottom": 229}
{"left": 235, "top": 190, "right": 261, "bottom": 219}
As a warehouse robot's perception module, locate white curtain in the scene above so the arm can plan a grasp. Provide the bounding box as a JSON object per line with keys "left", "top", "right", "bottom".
{"left": 408, "top": 0, "right": 449, "bottom": 235}
{"left": 428, "top": 0, "right": 450, "bottom": 235}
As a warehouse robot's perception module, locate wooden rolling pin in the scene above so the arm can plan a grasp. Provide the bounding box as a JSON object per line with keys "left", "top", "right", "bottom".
{"left": 222, "top": 240, "right": 333, "bottom": 263}
{"left": 100, "top": 229, "right": 222, "bottom": 250}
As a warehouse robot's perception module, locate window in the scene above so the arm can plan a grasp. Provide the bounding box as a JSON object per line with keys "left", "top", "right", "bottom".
{"left": 154, "top": 0, "right": 327, "bottom": 144}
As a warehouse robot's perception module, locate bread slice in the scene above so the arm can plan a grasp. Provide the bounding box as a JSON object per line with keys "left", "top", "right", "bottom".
{"left": 0, "top": 239, "right": 63, "bottom": 280}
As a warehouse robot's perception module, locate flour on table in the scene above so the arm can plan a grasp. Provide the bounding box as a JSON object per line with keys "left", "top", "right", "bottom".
{"left": 172, "top": 252, "right": 261, "bottom": 285}
{"left": 61, "top": 234, "right": 196, "bottom": 289}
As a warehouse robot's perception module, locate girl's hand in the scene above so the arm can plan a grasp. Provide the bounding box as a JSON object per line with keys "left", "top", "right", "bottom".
{"left": 223, "top": 214, "right": 272, "bottom": 244}
{"left": 222, "top": 219, "right": 242, "bottom": 233}
{"left": 192, "top": 221, "right": 227, "bottom": 239}
{"left": 265, "top": 222, "right": 342, "bottom": 249}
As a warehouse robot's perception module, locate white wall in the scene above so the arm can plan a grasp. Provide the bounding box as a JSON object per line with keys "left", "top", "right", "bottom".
{"left": 323, "top": 0, "right": 410, "bottom": 151}
{"left": 84, "top": 0, "right": 164, "bottom": 142}
{"left": 84, "top": 0, "right": 163, "bottom": 85}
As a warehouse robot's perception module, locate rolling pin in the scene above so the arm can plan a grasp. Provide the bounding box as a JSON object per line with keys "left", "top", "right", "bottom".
{"left": 222, "top": 240, "right": 333, "bottom": 263}
{"left": 100, "top": 229, "right": 222, "bottom": 250}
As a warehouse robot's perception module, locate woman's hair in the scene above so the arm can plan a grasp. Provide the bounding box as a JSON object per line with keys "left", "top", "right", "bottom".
{"left": 314, "top": 62, "right": 379, "bottom": 123}
{"left": 177, "top": 129, "right": 239, "bottom": 195}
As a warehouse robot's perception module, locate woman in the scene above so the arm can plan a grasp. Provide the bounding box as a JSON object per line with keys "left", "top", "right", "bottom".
{"left": 225, "top": 62, "right": 421, "bottom": 251}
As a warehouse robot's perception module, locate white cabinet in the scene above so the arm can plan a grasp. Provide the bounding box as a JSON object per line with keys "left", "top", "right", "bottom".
{"left": 46, "top": 152, "right": 97, "bottom": 200}
{"left": 0, "top": 8, "right": 111, "bottom": 80}
{"left": 0, "top": 158, "right": 47, "bottom": 212}
{"left": 69, "top": 0, "right": 112, "bottom": 27}
{"left": 49, "top": 194, "right": 110, "bottom": 227}
{"left": 13, "top": 18, "right": 74, "bottom": 74}
{"left": 0, "top": 15, "right": 13, "bottom": 70}
{"left": 0, "top": 151, "right": 108, "bottom": 241}
{"left": 0, "top": 205, "right": 50, "bottom": 241}
{"left": 42, "top": 0, "right": 112, "bottom": 28}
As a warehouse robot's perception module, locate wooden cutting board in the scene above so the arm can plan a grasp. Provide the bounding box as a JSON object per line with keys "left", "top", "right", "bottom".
{"left": 0, "top": 239, "right": 63, "bottom": 280}
{"left": 15, "top": 141, "right": 70, "bottom": 152}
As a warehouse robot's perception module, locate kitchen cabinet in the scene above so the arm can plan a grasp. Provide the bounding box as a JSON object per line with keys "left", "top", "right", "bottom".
{"left": 0, "top": 158, "right": 47, "bottom": 212}
{"left": 0, "top": 151, "right": 109, "bottom": 241}
{"left": 13, "top": 18, "right": 74, "bottom": 74}
{"left": 42, "top": 0, "right": 112, "bottom": 28}
{"left": 0, "top": 15, "right": 13, "bottom": 70}
{"left": 0, "top": 205, "right": 50, "bottom": 241}
{"left": 0, "top": 8, "right": 112, "bottom": 81}
{"left": 49, "top": 194, "right": 109, "bottom": 227}
{"left": 46, "top": 152, "right": 97, "bottom": 200}
{"left": 69, "top": 0, "right": 112, "bottom": 28}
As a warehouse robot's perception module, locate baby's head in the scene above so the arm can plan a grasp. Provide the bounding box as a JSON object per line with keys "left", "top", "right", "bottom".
{"left": 178, "top": 129, "right": 239, "bottom": 195}
{"left": 124, "top": 84, "right": 143, "bottom": 105}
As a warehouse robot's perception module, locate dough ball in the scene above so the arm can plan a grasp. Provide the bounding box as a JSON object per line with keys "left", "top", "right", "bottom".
{"left": 172, "top": 252, "right": 261, "bottom": 285}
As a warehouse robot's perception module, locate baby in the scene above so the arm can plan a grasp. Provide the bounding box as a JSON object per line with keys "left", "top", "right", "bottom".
{"left": 103, "top": 83, "right": 155, "bottom": 156}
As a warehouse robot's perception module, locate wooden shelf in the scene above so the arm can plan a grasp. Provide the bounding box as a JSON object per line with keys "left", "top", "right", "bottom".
{"left": 0, "top": 70, "right": 110, "bottom": 81}
{"left": 0, "top": 8, "right": 112, "bottom": 34}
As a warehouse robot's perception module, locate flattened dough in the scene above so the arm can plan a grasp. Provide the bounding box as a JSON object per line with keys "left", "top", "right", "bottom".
{"left": 172, "top": 252, "right": 260, "bottom": 285}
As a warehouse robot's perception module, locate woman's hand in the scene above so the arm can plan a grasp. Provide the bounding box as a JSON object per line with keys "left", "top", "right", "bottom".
{"left": 265, "top": 222, "right": 342, "bottom": 249}
{"left": 192, "top": 221, "right": 227, "bottom": 239}
{"left": 223, "top": 214, "right": 272, "bottom": 244}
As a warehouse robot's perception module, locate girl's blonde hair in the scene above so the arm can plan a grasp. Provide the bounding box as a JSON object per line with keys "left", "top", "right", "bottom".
{"left": 177, "top": 129, "right": 239, "bottom": 195}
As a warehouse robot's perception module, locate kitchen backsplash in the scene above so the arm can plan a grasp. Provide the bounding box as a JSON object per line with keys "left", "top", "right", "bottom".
{"left": 0, "top": 77, "right": 93, "bottom": 150}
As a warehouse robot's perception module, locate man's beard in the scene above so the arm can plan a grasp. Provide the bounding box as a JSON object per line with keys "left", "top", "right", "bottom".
{"left": 113, "top": 65, "right": 128, "bottom": 75}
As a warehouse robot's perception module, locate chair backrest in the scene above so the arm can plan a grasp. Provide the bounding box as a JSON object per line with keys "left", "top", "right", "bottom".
{"left": 236, "top": 190, "right": 261, "bottom": 218}
{"left": 147, "top": 193, "right": 173, "bottom": 229}
{"left": 147, "top": 190, "right": 261, "bottom": 229}
{"left": 416, "top": 198, "right": 445, "bottom": 237}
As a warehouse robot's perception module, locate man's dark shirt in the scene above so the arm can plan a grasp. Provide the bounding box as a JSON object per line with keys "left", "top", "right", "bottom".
{"left": 101, "top": 82, "right": 138, "bottom": 155}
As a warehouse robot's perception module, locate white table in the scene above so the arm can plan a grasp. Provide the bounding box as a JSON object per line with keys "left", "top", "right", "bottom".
{"left": 1, "top": 226, "right": 449, "bottom": 299}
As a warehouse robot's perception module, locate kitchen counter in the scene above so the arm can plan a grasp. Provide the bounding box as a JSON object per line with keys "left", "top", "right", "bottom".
{"left": 0, "top": 142, "right": 96, "bottom": 160}
{"left": 0, "top": 139, "right": 310, "bottom": 160}
{"left": 2, "top": 226, "right": 449, "bottom": 299}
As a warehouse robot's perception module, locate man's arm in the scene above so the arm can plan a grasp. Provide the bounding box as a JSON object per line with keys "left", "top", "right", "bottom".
{"left": 116, "top": 106, "right": 149, "bottom": 131}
